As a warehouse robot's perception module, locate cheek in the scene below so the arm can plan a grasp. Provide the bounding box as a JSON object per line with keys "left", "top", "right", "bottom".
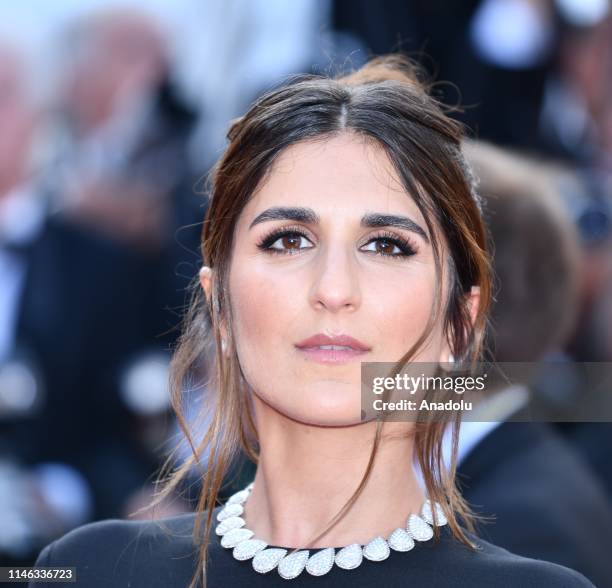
{"left": 366, "top": 264, "right": 441, "bottom": 360}
{"left": 229, "top": 260, "right": 302, "bottom": 380}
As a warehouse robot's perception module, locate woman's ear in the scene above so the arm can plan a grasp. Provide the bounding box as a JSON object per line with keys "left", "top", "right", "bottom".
{"left": 199, "top": 265, "right": 230, "bottom": 354}
{"left": 199, "top": 266, "right": 212, "bottom": 306}
{"left": 439, "top": 286, "right": 481, "bottom": 366}
{"left": 466, "top": 286, "right": 481, "bottom": 327}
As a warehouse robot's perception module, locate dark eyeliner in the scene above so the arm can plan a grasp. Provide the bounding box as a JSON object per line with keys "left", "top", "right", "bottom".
{"left": 361, "top": 231, "right": 418, "bottom": 258}
{"left": 256, "top": 225, "right": 312, "bottom": 253}
{"left": 256, "top": 226, "right": 417, "bottom": 258}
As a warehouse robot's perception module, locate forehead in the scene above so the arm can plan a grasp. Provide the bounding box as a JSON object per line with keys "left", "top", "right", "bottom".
{"left": 238, "top": 133, "right": 428, "bottom": 227}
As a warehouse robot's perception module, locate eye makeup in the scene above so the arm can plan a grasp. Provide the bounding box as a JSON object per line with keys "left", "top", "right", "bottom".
{"left": 255, "top": 226, "right": 418, "bottom": 259}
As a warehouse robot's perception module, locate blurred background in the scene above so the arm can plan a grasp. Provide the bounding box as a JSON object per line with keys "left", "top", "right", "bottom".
{"left": 0, "top": 0, "right": 611, "bottom": 579}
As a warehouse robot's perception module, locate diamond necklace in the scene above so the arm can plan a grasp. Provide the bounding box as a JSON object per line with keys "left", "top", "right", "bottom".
{"left": 214, "top": 481, "right": 448, "bottom": 580}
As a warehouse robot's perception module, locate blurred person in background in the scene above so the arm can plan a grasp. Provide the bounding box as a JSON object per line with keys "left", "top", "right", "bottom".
{"left": 0, "top": 40, "right": 179, "bottom": 566}
{"left": 449, "top": 140, "right": 612, "bottom": 587}
{"left": 557, "top": 164, "right": 612, "bottom": 502}
{"left": 50, "top": 6, "right": 205, "bottom": 349}
{"left": 564, "top": 266, "right": 612, "bottom": 501}
{"left": 51, "top": 7, "right": 185, "bottom": 250}
{"left": 540, "top": 5, "right": 612, "bottom": 166}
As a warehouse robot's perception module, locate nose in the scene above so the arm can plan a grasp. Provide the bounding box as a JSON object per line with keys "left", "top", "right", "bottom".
{"left": 308, "top": 243, "right": 361, "bottom": 313}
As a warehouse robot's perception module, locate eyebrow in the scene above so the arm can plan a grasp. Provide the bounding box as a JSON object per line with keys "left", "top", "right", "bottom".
{"left": 249, "top": 206, "right": 430, "bottom": 244}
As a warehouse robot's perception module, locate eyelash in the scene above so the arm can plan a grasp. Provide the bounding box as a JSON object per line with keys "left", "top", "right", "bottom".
{"left": 255, "top": 226, "right": 418, "bottom": 259}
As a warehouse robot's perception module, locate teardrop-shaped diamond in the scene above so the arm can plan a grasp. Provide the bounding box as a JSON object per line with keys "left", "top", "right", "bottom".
{"left": 421, "top": 500, "right": 448, "bottom": 526}
{"left": 227, "top": 488, "right": 250, "bottom": 505}
{"left": 407, "top": 514, "right": 433, "bottom": 541}
{"left": 220, "top": 527, "right": 254, "bottom": 548}
{"left": 305, "top": 548, "right": 335, "bottom": 576}
{"left": 278, "top": 550, "right": 309, "bottom": 579}
{"left": 217, "top": 502, "right": 244, "bottom": 521}
{"left": 363, "top": 536, "right": 390, "bottom": 561}
{"left": 233, "top": 539, "right": 268, "bottom": 561}
{"left": 215, "top": 516, "right": 245, "bottom": 535}
{"left": 253, "top": 548, "right": 287, "bottom": 573}
{"left": 388, "top": 527, "right": 415, "bottom": 552}
{"left": 335, "top": 543, "right": 363, "bottom": 570}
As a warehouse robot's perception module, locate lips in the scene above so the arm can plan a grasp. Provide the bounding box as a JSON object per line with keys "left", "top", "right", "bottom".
{"left": 295, "top": 333, "right": 371, "bottom": 351}
{"left": 295, "top": 333, "right": 371, "bottom": 364}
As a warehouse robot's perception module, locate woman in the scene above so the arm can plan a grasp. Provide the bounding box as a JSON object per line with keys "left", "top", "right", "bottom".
{"left": 30, "top": 56, "right": 594, "bottom": 587}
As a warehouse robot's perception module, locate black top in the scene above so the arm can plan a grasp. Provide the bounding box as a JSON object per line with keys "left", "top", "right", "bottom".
{"left": 29, "top": 505, "right": 595, "bottom": 588}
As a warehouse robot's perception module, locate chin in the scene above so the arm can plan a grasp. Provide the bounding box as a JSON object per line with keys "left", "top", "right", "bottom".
{"left": 287, "top": 391, "right": 363, "bottom": 427}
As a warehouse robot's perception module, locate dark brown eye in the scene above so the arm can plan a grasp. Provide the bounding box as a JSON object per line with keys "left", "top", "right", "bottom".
{"left": 258, "top": 230, "right": 314, "bottom": 254}
{"left": 375, "top": 239, "right": 396, "bottom": 255}
{"left": 270, "top": 234, "right": 310, "bottom": 251}
{"left": 360, "top": 233, "right": 418, "bottom": 258}
{"left": 280, "top": 235, "right": 301, "bottom": 250}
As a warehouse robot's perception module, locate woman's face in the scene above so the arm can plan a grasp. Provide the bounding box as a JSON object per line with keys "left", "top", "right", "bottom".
{"left": 209, "top": 133, "right": 470, "bottom": 426}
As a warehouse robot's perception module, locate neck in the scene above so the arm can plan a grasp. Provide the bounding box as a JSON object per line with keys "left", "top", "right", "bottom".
{"left": 243, "top": 396, "right": 425, "bottom": 549}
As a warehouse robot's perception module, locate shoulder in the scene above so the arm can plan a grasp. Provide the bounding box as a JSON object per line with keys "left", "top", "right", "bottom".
{"left": 435, "top": 528, "right": 595, "bottom": 587}
{"left": 30, "top": 512, "right": 206, "bottom": 588}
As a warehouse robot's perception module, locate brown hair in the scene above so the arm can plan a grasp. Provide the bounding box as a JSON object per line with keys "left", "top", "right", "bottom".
{"left": 149, "top": 55, "right": 493, "bottom": 588}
